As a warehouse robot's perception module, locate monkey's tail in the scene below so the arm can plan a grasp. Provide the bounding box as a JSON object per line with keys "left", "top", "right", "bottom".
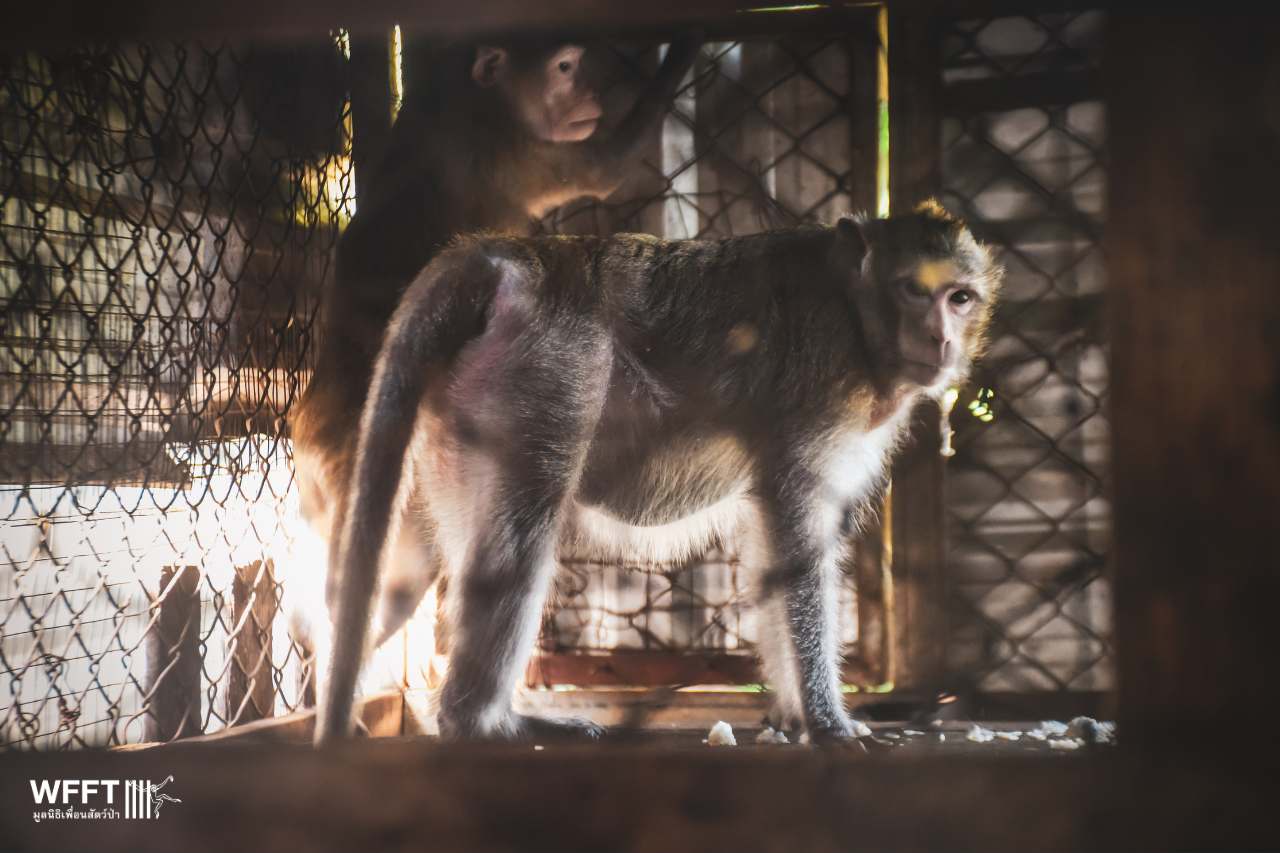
{"left": 315, "top": 250, "right": 500, "bottom": 745}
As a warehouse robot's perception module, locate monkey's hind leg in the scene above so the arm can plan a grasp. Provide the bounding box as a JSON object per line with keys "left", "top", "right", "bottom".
{"left": 435, "top": 328, "right": 611, "bottom": 742}
{"left": 740, "top": 511, "right": 805, "bottom": 734}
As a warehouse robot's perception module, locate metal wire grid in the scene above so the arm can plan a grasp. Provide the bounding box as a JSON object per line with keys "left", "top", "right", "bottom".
{"left": 1, "top": 42, "right": 351, "bottom": 747}
{"left": 938, "top": 12, "right": 1112, "bottom": 691}
{"left": 539, "top": 34, "right": 877, "bottom": 666}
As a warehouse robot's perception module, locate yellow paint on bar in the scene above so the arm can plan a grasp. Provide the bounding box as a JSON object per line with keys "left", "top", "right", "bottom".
{"left": 876, "top": 4, "right": 889, "bottom": 217}
{"left": 390, "top": 25, "right": 404, "bottom": 125}
{"left": 740, "top": 3, "right": 827, "bottom": 13}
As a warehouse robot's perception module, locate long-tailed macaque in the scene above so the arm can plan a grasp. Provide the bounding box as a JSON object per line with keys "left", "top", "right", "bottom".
{"left": 315, "top": 201, "right": 1003, "bottom": 744}
{"left": 290, "top": 38, "right": 700, "bottom": 649}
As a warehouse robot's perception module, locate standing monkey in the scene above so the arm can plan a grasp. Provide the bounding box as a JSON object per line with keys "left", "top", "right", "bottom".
{"left": 316, "top": 201, "right": 1002, "bottom": 743}
{"left": 290, "top": 38, "right": 701, "bottom": 649}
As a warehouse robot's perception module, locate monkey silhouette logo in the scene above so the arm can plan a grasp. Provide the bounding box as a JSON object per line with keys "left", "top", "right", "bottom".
{"left": 146, "top": 775, "right": 181, "bottom": 818}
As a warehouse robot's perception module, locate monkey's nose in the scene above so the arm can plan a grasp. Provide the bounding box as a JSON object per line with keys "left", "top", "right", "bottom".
{"left": 938, "top": 340, "right": 952, "bottom": 365}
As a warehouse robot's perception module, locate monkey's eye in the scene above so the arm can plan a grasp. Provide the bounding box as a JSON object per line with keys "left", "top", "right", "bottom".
{"left": 949, "top": 289, "right": 974, "bottom": 306}
{"left": 558, "top": 60, "right": 573, "bottom": 73}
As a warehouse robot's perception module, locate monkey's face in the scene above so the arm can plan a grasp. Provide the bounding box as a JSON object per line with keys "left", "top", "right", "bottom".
{"left": 890, "top": 257, "right": 986, "bottom": 389}
{"left": 535, "top": 46, "right": 604, "bottom": 142}
{"left": 473, "top": 44, "right": 604, "bottom": 143}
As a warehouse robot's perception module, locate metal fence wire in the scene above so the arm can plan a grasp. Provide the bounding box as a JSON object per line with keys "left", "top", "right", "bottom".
{"left": 534, "top": 31, "right": 883, "bottom": 681}
{"left": 1, "top": 41, "right": 352, "bottom": 748}
{"left": 0, "top": 13, "right": 1107, "bottom": 749}
{"left": 938, "top": 12, "right": 1112, "bottom": 691}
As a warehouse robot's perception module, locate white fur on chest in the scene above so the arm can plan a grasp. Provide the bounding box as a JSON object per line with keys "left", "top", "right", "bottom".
{"left": 824, "top": 418, "right": 903, "bottom": 504}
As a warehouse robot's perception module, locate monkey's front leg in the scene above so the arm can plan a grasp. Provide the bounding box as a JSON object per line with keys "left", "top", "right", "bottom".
{"left": 763, "top": 493, "right": 865, "bottom": 744}
{"left": 781, "top": 552, "right": 861, "bottom": 743}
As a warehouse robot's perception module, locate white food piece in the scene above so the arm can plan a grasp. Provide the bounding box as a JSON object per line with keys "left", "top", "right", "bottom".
{"left": 707, "top": 720, "right": 737, "bottom": 747}
{"left": 966, "top": 724, "right": 997, "bottom": 743}
{"left": 1048, "top": 737, "right": 1085, "bottom": 750}
{"left": 1040, "top": 720, "right": 1069, "bottom": 736}
{"left": 994, "top": 731, "right": 1022, "bottom": 741}
{"left": 851, "top": 719, "right": 873, "bottom": 738}
{"left": 937, "top": 733, "right": 946, "bottom": 742}
{"left": 754, "top": 726, "right": 790, "bottom": 745}
{"left": 883, "top": 732, "right": 901, "bottom": 740}
{"left": 799, "top": 731, "right": 811, "bottom": 745}
{"left": 1025, "top": 729, "right": 1048, "bottom": 741}
{"left": 533, "top": 745, "right": 545, "bottom": 751}
{"left": 903, "top": 729, "right": 925, "bottom": 736}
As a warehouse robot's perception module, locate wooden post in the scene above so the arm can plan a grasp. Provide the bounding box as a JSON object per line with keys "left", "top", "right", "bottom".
{"left": 347, "top": 32, "right": 395, "bottom": 203}
{"left": 227, "top": 560, "right": 277, "bottom": 725}
{"left": 295, "top": 631, "right": 318, "bottom": 709}
{"left": 848, "top": 8, "right": 891, "bottom": 684}
{"left": 144, "top": 566, "right": 202, "bottom": 742}
{"left": 885, "top": 3, "right": 948, "bottom": 689}
{"left": 1107, "top": 13, "right": 1280, "bottom": 748}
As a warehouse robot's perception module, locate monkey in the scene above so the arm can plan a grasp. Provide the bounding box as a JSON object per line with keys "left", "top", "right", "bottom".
{"left": 288, "top": 37, "right": 701, "bottom": 657}
{"left": 313, "top": 200, "right": 1002, "bottom": 744}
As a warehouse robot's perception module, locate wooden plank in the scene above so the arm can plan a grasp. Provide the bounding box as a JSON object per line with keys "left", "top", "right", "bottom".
{"left": 347, "top": 33, "right": 395, "bottom": 203}
{"left": 527, "top": 651, "right": 877, "bottom": 689}
{"left": 1106, "top": 13, "right": 1280, "bottom": 747}
{"left": 5, "top": 741, "right": 1275, "bottom": 852}
{"left": 143, "top": 566, "right": 202, "bottom": 742}
{"left": 6, "top": 2, "right": 927, "bottom": 48}
{"left": 885, "top": 2, "right": 948, "bottom": 690}
{"left": 942, "top": 69, "right": 1102, "bottom": 116}
{"left": 226, "top": 561, "right": 276, "bottom": 725}
{"left": 125, "top": 690, "right": 405, "bottom": 746}
{"left": 848, "top": 9, "right": 889, "bottom": 685}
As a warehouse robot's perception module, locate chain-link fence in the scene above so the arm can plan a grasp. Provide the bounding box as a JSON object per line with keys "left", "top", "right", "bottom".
{"left": 1, "top": 41, "right": 352, "bottom": 747}
{"left": 534, "top": 29, "right": 884, "bottom": 684}
{"left": 938, "top": 11, "right": 1112, "bottom": 691}
{"left": 2, "top": 11, "right": 1109, "bottom": 751}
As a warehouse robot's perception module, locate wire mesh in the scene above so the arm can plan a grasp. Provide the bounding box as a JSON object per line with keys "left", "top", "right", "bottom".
{"left": 536, "top": 32, "right": 880, "bottom": 674}
{"left": 938, "top": 12, "right": 1112, "bottom": 691}
{"left": 1, "top": 41, "right": 352, "bottom": 747}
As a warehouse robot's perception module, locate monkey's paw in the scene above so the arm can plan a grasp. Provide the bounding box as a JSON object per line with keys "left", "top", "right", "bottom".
{"left": 514, "top": 713, "right": 607, "bottom": 742}
{"left": 805, "top": 715, "right": 880, "bottom": 750}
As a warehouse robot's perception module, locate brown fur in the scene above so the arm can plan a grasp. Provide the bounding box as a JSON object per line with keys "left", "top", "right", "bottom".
{"left": 315, "top": 204, "right": 1002, "bottom": 743}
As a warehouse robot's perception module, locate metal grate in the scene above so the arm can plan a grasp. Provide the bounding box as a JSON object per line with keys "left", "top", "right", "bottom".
{"left": 1, "top": 41, "right": 352, "bottom": 747}
{"left": 535, "top": 30, "right": 882, "bottom": 680}
{"left": 938, "top": 12, "right": 1112, "bottom": 692}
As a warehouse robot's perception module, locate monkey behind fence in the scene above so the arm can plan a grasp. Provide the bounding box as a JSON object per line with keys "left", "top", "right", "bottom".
{"left": 288, "top": 38, "right": 700, "bottom": 661}
{"left": 316, "top": 201, "right": 1002, "bottom": 744}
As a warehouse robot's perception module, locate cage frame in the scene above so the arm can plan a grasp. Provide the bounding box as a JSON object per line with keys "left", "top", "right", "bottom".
{"left": 2, "top": 1, "right": 1278, "bottom": 850}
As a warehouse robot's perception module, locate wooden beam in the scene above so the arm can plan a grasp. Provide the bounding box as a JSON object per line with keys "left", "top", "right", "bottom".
{"left": 347, "top": 33, "right": 395, "bottom": 203}
{"left": 5, "top": 741, "right": 1275, "bottom": 851}
{"left": 942, "top": 69, "right": 1102, "bottom": 116}
{"left": 1106, "top": 13, "right": 1280, "bottom": 747}
{"left": 885, "top": 1, "right": 948, "bottom": 689}
{"left": 3, "top": 0, "right": 1114, "bottom": 50}
{"left": 526, "top": 652, "right": 877, "bottom": 689}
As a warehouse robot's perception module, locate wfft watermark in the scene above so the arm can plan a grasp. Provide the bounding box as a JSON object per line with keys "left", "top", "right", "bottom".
{"left": 30, "top": 775, "right": 181, "bottom": 822}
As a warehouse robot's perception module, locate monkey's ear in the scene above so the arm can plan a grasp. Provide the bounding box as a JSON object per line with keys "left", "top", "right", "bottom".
{"left": 472, "top": 47, "right": 508, "bottom": 87}
{"left": 835, "top": 216, "right": 869, "bottom": 265}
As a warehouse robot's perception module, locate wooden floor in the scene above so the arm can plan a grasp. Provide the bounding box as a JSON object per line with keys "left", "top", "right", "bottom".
{"left": 1, "top": 693, "right": 1269, "bottom": 853}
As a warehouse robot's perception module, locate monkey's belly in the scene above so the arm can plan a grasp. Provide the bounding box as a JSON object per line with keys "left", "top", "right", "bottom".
{"left": 566, "top": 432, "right": 752, "bottom": 566}
{"left": 562, "top": 493, "right": 748, "bottom": 568}
{"left": 575, "top": 431, "right": 752, "bottom": 526}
